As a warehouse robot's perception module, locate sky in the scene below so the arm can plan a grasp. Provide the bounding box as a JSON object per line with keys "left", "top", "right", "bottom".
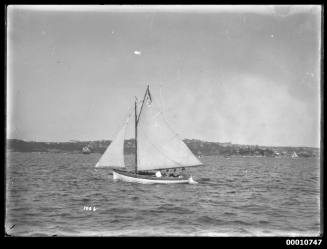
{"left": 7, "top": 5, "right": 321, "bottom": 147}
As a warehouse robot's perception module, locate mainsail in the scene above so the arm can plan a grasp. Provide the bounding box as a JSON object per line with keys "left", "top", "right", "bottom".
{"left": 95, "top": 114, "right": 131, "bottom": 168}
{"left": 137, "top": 93, "right": 202, "bottom": 171}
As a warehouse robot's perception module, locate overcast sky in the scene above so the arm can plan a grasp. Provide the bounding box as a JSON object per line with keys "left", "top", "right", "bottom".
{"left": 7, "top": 5, "right": 321, "bottom": 147}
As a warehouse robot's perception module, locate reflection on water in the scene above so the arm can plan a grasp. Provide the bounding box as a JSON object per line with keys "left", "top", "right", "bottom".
{"left": 6, "top": 152, "right": 321, "bottom": 236}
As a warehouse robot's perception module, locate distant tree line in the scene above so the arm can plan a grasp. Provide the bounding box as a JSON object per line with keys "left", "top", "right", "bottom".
{"left": 6, "top": 139, "right": 319, "bottom": 158}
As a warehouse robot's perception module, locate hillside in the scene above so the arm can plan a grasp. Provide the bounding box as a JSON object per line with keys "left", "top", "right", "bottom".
{"left": 6, "top": 139, "right": 320, "bottom": 158}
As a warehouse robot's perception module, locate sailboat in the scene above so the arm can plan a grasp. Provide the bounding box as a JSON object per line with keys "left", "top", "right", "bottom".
{"left": 95, "top": 85, "right": 203, "bottom": 184}
{"left": 291, "top": 152, "right": 298, "bottom": 158}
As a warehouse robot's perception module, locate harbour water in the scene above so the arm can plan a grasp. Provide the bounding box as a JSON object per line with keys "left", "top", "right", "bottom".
{"left": 5, "top": 152, "right": 321, "bottom": 236}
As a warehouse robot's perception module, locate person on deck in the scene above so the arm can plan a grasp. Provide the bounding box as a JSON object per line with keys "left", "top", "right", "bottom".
{"left": 162, "top": 170, "right": 168, "bottom": 177}
{"left": 179, "top": 167, "right": 188, "bottom": 178}
{"left": 171, "top": 169, "right": 178, "bottom": 177}
{"left": 168, "top": 169, "right": 175, "bottom": 177}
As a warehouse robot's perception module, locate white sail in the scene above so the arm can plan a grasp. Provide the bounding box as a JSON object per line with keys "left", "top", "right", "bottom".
{"left": 291, "top": 152, "right": 298, "bottom": 158}
{"left": 137, "top": 95, "right": 202, "bottom": 171}
{"left": 95, "top": 116, "right": 130, "bottom": 168}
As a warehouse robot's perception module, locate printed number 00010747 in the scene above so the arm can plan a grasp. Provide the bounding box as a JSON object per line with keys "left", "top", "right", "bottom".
{"left": 286, "top": 239, "right": 322, "bottom": 246}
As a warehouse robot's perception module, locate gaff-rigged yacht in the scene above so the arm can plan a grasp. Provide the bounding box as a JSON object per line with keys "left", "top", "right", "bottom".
{"left": 95, "top": 85, "right": 203, "bottom": 184}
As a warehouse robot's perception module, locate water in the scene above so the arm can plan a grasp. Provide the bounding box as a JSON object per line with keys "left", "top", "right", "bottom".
{"left": 5, "top": 152, "right": 321, "bottom": 236}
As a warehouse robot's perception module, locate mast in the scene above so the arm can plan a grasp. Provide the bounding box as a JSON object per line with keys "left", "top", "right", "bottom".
{"left": 134, "top": 85, "right": 150, "bottom": 173}
{"left": 135, "top": 97, "right": 138, "bottom": 174}
{"left": 137, "top": 85, "right": 151, "bottom": 123}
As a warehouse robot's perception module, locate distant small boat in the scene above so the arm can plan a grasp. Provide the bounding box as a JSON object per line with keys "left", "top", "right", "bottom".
{"left": 95, "top": 85, "right": 203, "bottom": 184}
{"left": 82, "top": 146, "right": 91, "bottom": 154}
{"left": 291, "top": 152, "right": 298, "bottom": 158}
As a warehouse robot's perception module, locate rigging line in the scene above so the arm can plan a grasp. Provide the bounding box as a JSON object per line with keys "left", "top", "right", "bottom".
{"left": 161, "top": 112, "right": 183, "bottom": 140}
{"left": 139, "top": 105, "right": 200, "bottom": 163}
{"left": 145, "top": 100, "right": 187, "bottom": 150}
{"left": 156, "top": 99, "right": 190, "bottom": 147}
{"left": 138, "top": 129, "right": 186, "bottom": 167}
{"left": 159, "top": 83, "right": 167, "bottom": 123}
{"left": 108, "top": 104, "right": 133, "bottom": 144}
{"left": 95, "top": 110, "right": 132, "bottom": 168}
{"left": 149, "top": 95, "right": 182, "bottom": 140}
{"left": 138, "top": 124, "right": 178, "bottom": 145}
{"left": 136, "top": 95, "right": 197, "bottom": 164}
{"left": 103, "top": 108, "right": 132, "bottom": 168}
{"left": 140, "top": 120, "right": 193, "bottom": 162}
{"left": 137, "top": 86, "right": 151, "bottom": 123}
{"left": 159, "top": 114, "right": 199, "bottom": 158}
{"left": 123, "top": 107, "right": 133, "bottom": 142}
{"left": 138, "top": 101, "right": 189, "bottom": 157}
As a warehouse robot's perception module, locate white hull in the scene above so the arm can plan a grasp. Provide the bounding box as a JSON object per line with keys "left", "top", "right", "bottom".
{"left": 113, "top": 170, "right": 198, "bottom": 184}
